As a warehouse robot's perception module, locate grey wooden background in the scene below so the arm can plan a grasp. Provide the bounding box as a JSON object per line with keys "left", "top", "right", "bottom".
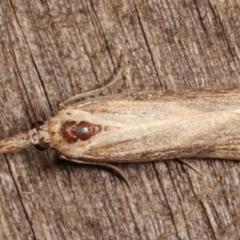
{"left": 0, "top": 0, "right": 240, "bottom": 239}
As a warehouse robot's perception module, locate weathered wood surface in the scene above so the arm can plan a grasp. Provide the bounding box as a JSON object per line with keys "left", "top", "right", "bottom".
{"left": 1, "top": 0, "right": 240, "bottom": 239}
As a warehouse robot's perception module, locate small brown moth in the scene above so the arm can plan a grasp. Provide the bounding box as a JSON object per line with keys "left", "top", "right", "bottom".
{"left": 1, "top": 68, "right": 240, "bottom": 166}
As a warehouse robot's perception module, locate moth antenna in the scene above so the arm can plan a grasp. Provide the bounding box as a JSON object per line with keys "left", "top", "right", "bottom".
{"left": 59, "top": 155, "right": 133, "bottom": 192}
{"left": 59, "top": 68, "right": 123, "bottom": 109}
{"left": 178, "top": 159, "right": 206, "bottom": 178}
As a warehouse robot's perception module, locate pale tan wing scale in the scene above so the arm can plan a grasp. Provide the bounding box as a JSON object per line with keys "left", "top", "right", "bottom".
{"left": 46, "top": 88, "right": 240, "bottom": 162}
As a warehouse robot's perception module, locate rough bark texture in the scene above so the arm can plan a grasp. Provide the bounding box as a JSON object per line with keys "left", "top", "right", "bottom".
{"left": 0, "top": 0, "right": 240, "bottom": 239}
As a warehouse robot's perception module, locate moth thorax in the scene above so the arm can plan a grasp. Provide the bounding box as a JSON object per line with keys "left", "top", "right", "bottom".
{"left": 61, "top": 121, "right": 103, "bottom": 142}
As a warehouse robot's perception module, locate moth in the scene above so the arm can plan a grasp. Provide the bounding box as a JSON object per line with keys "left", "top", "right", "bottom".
{"left": 1, "top": 68, "right": 240, "bottom": 166}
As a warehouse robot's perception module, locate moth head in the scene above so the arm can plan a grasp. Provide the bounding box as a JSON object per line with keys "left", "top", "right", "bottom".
{"left": 31, "top": 120, "right": 49, "bottom": 151}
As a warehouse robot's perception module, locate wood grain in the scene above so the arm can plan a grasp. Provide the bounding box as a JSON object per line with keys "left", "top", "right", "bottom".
{"left": 1, "top": 0, "right": 240, "bottom": 239}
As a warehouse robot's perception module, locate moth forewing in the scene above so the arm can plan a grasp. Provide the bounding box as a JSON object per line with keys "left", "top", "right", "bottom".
{"left": 46, "top": 88, "right": 240, "bottom": 162}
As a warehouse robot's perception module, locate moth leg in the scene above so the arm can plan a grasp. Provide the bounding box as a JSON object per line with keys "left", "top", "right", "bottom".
{"left": 58, "top": 68, "right": 123, "bottom": 109}
{"left": 59, "top": 155, "right": 132, "bottom": 192}
{"left": 178, "top": 159, "right": 205, "bottom": 177}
